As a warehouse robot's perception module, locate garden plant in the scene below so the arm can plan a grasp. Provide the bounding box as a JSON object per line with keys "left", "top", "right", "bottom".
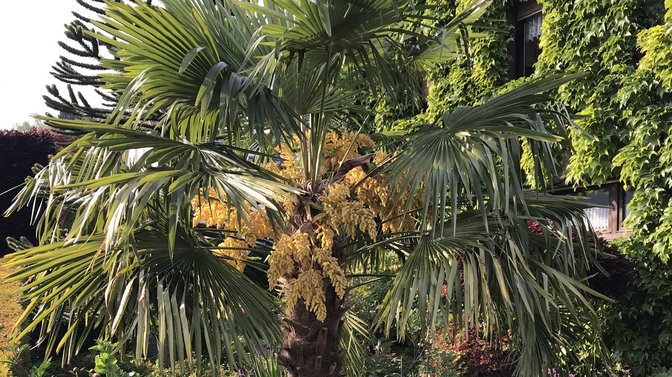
{"left": 2, "top": 1, "right": 617, "bottom": 376}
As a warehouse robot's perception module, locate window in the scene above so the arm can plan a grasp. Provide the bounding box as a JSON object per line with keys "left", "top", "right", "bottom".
{"left": 553, "top": 182, "right": 634, "bottom": 240}
{"left": 583, "top": 189, "right": 611, "bottom": 231}
{"left": 624, "top": 189, "right": 634, "bottom": 218}
{"left": 510, "top": 1, "right": 543, "bottom": 78}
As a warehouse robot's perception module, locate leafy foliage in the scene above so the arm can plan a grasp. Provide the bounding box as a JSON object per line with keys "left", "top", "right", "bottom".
{"left": 450, "top": 329, "right": 513, "bottom": 377}
{"left": 423, "top": 0, "right": 513, "bottom": 118}
{"left": 373, "top": 0, "right": 515, "bottom": 131}
{"left": 577, "top": 3, "right": 672, "bottom": 373}
{"left": 4, "top": 1, "right": 612, "bottom": 376}
{"left": 612, "top": 2, "right": 672, "bottom": 263}
{"left": 91, "top": 341, "right": 139, "bottom": 377}
{"left": 538, "top": 2, "right": 672, "bottom": 372}
{"left": 605, "top": 241, "right": 672, "bottom": 376}
{"left": 0, "top": 129, "right": 58, "bottom": 255}
{"left": 535, "top": 0, "right": 664, "bottom": 185}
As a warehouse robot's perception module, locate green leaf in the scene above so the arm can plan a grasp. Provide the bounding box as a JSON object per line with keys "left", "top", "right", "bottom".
{"left": 179, "top": 46, "right": 205, "bottom": 74}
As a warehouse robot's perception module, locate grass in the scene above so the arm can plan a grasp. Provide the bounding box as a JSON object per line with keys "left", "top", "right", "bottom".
{"left": 0, "top": 262, "right": 22, "bottom": 376}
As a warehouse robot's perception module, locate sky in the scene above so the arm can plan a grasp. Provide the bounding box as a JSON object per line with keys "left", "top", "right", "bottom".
{"left": 0, "top": 1, "right": 81, "bottom": 129}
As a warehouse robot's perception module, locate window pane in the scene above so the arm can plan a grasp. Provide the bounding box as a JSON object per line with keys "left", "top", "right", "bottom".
{"left": 524, "top": 13, "right": 543, "bottom": 42}
{"left": 515, "top": 12, "right": 543, "bottom": 77}
{"left": 584, "top": 207, "right": 610, "bottom": 230}
{"left": 583, "top": 189, "right": 610, "bottom": 230}
{"left": 624, "top": 189, "right": 635, "bottom": 218}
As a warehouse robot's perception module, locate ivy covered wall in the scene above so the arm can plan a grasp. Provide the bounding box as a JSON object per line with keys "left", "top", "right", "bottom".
{"left": 379, "top": 0, "right": 672, "bottom": 374}
{"left": 373, "top": 0, "right": 514, "bottom": 130}
{"left": 537, "top": 2, "right": 672, "bottom": 374}
{"left": 613, "top": 1, "right": 672, "bottom": 262}
{"left": 424, "top": 0, "right": 513, "bottom": 118}
{"left": 536, "top": 0, "right": 664, "bottom": 186}
{"left": 603, "top": 5, "right": 672, "bottom": 373}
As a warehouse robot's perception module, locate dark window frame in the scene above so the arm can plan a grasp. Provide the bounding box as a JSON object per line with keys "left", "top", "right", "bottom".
{"left": 509, "top": 0, "right": 543, "bottom": 79}
{"left": 509, "top": 2, "right": 633, "bottom": 240}
{"left": 552, "top": 182, "right": 633, "bottom": 240}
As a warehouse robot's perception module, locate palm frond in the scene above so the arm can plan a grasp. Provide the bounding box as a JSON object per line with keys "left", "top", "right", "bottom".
{"left": 250, "top": 352, "right": 285, "bottom": 377}
{"left": 374, "top": 193, "right": 608, "bottom": 376}
{"left": 93, "top": 0, "right": 302, "bottom": 145}
{"left": 341, "top": 312, "right": 369, "bottom": 377}
{"left": 254, "top": 0, "right": 491, "bottom": 102}
{"left": 3, "top": 224, "right": 280, "bottom": 373}
{"left": 384, "top": 74, "right": 582, "bottom": 233}
{"left": 6, "top": 118, "right": 298, "bottom": 258}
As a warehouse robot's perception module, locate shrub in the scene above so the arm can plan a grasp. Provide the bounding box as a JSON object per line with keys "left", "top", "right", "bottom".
{"left": 427, "top": 328, "right": 514, "bottom": 377}
{"left": 604, "top": 240, "right": 672, "bottom": 376}
{"left": 587, "top": 237, "right": 636, "bottom": 300}
{"left": 0, "top": 129, "right": 58, "bottom": 256}
{"left": 453, "top": 330, "right": 514, "bottom": 377}
{"left": 418, "top": 344, "right": 463, "bottom": 377}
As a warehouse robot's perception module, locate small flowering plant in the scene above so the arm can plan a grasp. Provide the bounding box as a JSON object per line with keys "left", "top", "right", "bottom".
{"left": 548, "top": 368, "right": 576, "bottom": 377}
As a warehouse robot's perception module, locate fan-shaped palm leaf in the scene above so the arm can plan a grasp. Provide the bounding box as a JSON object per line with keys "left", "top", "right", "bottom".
{"left": 7, "top": 118, "right": 298, "bottom": 257}
{"left": 384, "top": 74, "right": 582, "bottom": 234}
{"left": 3, "top": 223, "right": 280, "bottom": 373}
{"left": 374, "top": 193, "right": 609, "bottom": 376}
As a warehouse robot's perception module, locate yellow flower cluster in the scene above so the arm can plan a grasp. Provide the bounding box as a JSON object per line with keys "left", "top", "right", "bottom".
{"left": 264, "top": 144, "right": 305, "bottom": 184}
{"left": 342, "top": 155, "right": 417, "bottom": 233}
{"left": 268, "top": 231, "right": 347, "bottom": 321}
{"left": 323, "top": 132, "right": 375, "bottom": 171}
{"left": 191, "top": 189, "right": 275, "bottom": 272}
{"left": 191, "top": 132, "right": 420, "bottom": 321}
{"left": 191, "top": 190, "right": 231, "bottom": 229}
{"left": 286, "top": 269, "right": 326, "bottom": 320}
{"left": 216, "top": 238, "right": 248, "bottom": 272}
{"left": 318, "top": 183, "right": 377, "bottom": 241}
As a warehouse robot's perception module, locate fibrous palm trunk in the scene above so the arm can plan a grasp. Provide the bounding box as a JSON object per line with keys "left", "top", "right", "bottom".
{"left": 277, "top": 254, "right": 346, "bottom": 376}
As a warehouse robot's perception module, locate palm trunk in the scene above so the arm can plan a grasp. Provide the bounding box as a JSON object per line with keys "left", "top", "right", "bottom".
{"left": 277, "top": 261, "right": 346, "bottom": 377}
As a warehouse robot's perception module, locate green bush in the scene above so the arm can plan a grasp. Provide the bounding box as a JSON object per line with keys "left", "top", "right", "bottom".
{"left": 651, "top": 368, "right": 672, "bottom": 377}
{"left": 0, "top": 129, "right": 58, "bottom": 255}
{"left": 604, "top": 241, "right": 672, "bottom": 376}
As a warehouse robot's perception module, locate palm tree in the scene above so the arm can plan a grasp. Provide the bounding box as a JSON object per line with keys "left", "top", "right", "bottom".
{"left": 4, "top": 1, "right": 609, "bottom": 376}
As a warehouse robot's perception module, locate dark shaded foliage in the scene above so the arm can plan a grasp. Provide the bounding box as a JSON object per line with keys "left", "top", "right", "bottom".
{"left": 456, "top": 329, "right": 514, "bottom": 377}
{"left": 428, "top": 327, "right": 514, "bottom": 377}
{"left": 605, "top": 241, "right": 672, "bottom": 376}
{"left": 587, "top": 238, "right": 635, "bottom": 301}
{"left": 0, "top": 129, "right": 57, "bottom": 255}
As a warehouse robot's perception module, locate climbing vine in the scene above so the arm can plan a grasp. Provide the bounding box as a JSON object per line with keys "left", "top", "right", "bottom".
{"left": 376, "top": 0, "right": 672, "bottom": 373}
{"left": 535, "top": 1, "right": 672, "bottom": 374}
{"left": 612, "top": 1, "right": 672, "bottom": 263}
{"left": 535, "top": 0, "right": 664, "bottom": 185}
{"left": 424, "top": 0, "right": 513, "bottom": 119}
{"left": 373, "top": 0, "right": 514, "bottom": 131}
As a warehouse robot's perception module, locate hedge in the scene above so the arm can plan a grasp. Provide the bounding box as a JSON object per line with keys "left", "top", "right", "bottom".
{"left": 0, "top": 128, "right": 58, "bottom": 256}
